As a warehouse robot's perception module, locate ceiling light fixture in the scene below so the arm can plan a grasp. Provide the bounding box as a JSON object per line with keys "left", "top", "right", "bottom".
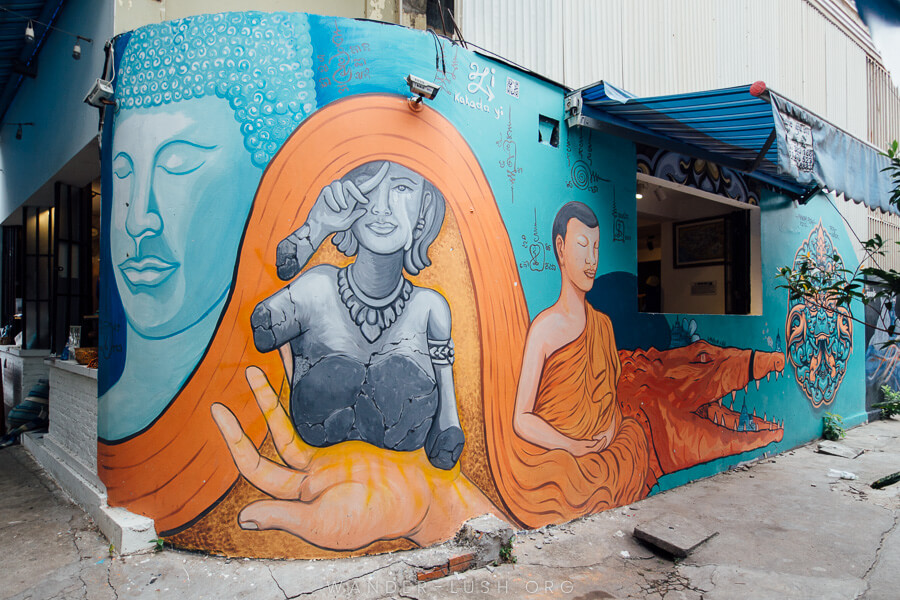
{"left": 0, "top": 7, "right": 92, "bottom": 60}
{"left": 3, "top": 122, "right": 35, "bottom": 140}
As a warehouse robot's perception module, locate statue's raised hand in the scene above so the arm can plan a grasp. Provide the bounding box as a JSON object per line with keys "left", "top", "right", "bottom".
{"left": 276, "top": 163, "right": 389, "bottom": 280}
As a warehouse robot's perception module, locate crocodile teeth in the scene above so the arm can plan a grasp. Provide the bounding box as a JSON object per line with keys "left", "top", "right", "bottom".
{"left": 756, "top": 380, "right": 760, "bottom": 391}
{"left": 767, "top": 373, "right": 771, "bottom": 382}
{"left": 731, "top": 390, "right": 737, "bottom": 404}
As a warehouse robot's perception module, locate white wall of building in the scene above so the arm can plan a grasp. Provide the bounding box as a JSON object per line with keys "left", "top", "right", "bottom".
{"left": 460, "top": 0, "right": 885, "bottom": 143}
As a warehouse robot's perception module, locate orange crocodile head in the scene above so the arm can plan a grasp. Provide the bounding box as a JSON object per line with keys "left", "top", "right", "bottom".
{"left": 618, "top": 340, "right": 785, "bottom": 487}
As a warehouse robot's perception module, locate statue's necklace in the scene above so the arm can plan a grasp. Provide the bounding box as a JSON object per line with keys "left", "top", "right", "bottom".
{"left": 338, "top": 266, "right": 412, "bottom": 343}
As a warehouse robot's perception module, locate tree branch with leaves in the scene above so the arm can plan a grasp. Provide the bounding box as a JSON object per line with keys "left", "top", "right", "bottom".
{"left": 777, "top": 140, "right": 900, "bottom": 345}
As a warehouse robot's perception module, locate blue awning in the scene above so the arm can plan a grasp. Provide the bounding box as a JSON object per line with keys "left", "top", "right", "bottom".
{"left": 565, "top": 82, "right": 895, "bottom": 213}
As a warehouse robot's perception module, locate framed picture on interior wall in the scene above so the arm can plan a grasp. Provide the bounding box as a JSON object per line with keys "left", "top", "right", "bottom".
{"left": 673, "top": 217, "right": 726, "bottom": 268}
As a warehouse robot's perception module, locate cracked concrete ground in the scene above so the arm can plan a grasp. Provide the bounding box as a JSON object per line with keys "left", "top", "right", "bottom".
{"left": 1, "top": 418, "right": 897, "bottom": 600}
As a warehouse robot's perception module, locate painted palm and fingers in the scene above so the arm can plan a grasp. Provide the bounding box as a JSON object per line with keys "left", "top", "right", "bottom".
{"left": 211, "top": 366, "right": 492, "bottom": 550}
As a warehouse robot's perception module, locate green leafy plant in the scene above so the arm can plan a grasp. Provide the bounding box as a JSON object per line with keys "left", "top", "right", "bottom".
{"left": 875, "top": 385, "right": 900, "bottom": 418}
{"left": 108, "top": 543, "right": 116, "bottom": 557}
{"left": 150, "top": 538, "right": 165, "bottom": 552}
{"left": 498, "top": 537, "right": 516, "bottom": 564}
{"left": 823, "top": 412, "right": 846, "bottom": 441}
{"left": 777, "top": 140, "right": 900, "bottom": 347}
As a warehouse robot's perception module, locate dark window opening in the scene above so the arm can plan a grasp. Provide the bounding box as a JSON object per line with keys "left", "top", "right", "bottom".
{"left": 637, "top": 178, "right": 758, "bottom": 316}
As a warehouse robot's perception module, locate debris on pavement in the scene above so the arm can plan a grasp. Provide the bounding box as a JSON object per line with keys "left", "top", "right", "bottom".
{"left": 632, "top": 514, "right": 719, "bottom": 558}
{"left": 871, "top": 471, "right": 900, "bottom": 489}
{"left": 828, "top": 469, "right": 859, "bottom": 480}
{"left": 817, "top": 441, "right": 864, "bottom": 459}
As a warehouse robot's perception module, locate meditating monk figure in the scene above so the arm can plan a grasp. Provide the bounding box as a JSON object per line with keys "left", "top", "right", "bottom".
{"left": 508, "top": 201, "right": 649, "bottom": 527}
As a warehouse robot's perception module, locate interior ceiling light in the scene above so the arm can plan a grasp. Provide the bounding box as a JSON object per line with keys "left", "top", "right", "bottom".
{"left": 636, "top": 193, "right": 644, "bottom": 199}
{"left": 0, "top": 8, "right": 92, "bottom": 59}
{"left": 6, "top": 122, "right": 34, "bottom": 140}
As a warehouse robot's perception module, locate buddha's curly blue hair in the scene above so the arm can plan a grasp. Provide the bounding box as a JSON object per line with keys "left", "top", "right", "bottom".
{"left": 115, "top": 12, "right": 317, "bottom": 168}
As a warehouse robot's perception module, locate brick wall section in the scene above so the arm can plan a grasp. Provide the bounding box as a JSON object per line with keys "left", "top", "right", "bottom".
{"left": 47, "top": 364, "right": 98, "bottom": 473}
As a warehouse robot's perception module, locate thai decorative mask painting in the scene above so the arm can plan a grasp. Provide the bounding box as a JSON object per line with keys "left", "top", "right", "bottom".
{"left": 98, "top": 12, "right": 858, "bottom": 558}
{"left": 785, "top": 222, "right": 853, "bottom": 407}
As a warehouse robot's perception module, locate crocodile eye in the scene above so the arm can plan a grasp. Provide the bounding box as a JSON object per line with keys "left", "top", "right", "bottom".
{"left": 692, "top": 352, "right": 712, "bottom": 364}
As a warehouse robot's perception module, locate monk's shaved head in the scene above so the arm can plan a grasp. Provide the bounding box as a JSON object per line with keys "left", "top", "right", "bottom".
{"left": 552, "top": 201, "right": 599, "bottom": 263}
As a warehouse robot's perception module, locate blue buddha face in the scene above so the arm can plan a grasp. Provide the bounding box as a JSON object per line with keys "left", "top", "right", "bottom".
{"left": 110, "top": 96, "right": 263, "bottom": 339}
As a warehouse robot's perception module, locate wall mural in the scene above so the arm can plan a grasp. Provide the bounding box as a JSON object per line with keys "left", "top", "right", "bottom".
{"left": 785, "top": 222, "right": 853, "bottom": 407}
{"left": 636, "top": 145, "right": 760, "bottom": 205}
{"left": 865, "top": 291, "right": 900, "bottom": 412}
{"left": 97, "top": 12, "right": 861, "bottom": 559}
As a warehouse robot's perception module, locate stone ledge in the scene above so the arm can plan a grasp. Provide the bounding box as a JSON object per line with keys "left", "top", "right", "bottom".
{"left": 41, "top": 433, "right": 104, "bottom": 491}
{"left": 45, "top": 357, "right": 98, "bottom": 380}
{"left": 0, "top": 345, "right": 51, "bottom": 358}
{"left": 22, "top": 432, "right": 158, "bottom": 555}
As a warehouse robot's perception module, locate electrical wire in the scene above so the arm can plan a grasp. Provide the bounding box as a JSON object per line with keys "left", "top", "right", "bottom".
{"left": 0, "top": 5, "right": 92, "bottom": 42}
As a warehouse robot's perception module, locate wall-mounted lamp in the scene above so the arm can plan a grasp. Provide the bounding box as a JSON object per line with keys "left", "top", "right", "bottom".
{"left": 71, "top": 36, "right": 92, "bottom": 60}
{"left": 2, "top": 122, "right": 35, "bottom": 140}
{"left": 635, "top": 193, "right": 643, "bottom": 200}
{"left": 1, "top": 7, "right": 92, "bottom": 61}
{"left": 406, "top": 74, "right": 440, "bottom": 111}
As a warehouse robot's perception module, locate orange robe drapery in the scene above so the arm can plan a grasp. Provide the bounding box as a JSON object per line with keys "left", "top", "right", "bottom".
{"left": 533, "top": 308, "right": 621, "bottom": 441}
{"left": 489, "top": 306, "right": 649, "bottom": 529}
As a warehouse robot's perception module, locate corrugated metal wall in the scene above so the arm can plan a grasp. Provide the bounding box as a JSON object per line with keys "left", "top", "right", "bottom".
{"left": 460, "top": 0, "right": 565, "bottom": 82}
{"left": 460, "top": 0, "right": 889, "bottom": 145}
{"left": 867, "top": 207, "right": 900, "bottom": 271}
{"left": 868, "top": 59, "right": 900, "bottom": 152}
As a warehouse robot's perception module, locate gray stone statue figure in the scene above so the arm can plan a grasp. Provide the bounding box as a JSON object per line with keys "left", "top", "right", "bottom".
{"left": 250, "top": 161, "right": 464, "bottom": 469}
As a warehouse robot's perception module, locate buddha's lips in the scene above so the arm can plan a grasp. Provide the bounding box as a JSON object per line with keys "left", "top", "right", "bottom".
{"left": 118, "top": 255, "right": 179, "bottom": 286}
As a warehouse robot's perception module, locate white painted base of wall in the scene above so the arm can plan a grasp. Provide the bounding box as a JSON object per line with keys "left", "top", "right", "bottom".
{"left": 22, "top": 432, "right": 157, "bottom": 555}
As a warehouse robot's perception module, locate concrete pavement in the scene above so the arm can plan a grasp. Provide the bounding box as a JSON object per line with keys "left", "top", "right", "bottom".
{"left": 1, "top": 418, "right": 897, "bottom": 599}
